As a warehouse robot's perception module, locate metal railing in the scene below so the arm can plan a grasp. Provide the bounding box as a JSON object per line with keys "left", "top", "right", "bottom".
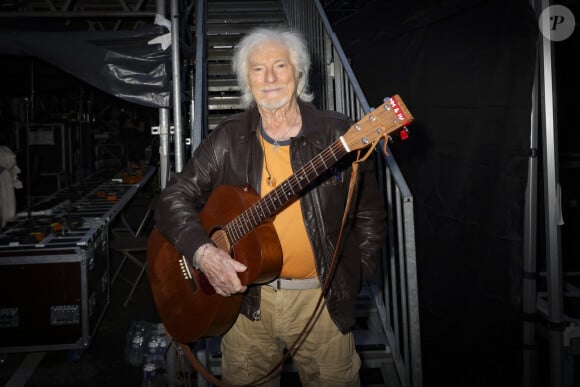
{"left": 282, "top": 1, "right": 423, "bottom": 386}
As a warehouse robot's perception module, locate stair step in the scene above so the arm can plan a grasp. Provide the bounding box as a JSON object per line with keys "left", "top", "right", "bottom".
{"left": 208, "top": 34, "right": 244, "bottom": 48}
{"left": 208, "top": 1, "right": 284, "bottom": 13}
{"left": 208, "top": 78, "right": 239, "bottom": 92}
{"left": 208, "top": 47, "right": 235, "bottom": 61}
{"left": 208, "top": 22, "right": 286, "bottom": 35}
{"left": 208, "top": 12, "right": 285, "bottom": 24}
{"left": 208, "top": 95, "right": 244, "bottom": 110}
{"left": 208, "top": 62, "right": 237, "bottom": 76}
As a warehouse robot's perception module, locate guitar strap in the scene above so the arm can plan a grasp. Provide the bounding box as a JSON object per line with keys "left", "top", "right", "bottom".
{"left": 178, "top": 147, "right": 376, "bottom": 387}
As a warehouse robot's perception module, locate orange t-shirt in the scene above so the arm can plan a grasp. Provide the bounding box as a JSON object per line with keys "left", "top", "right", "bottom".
{"left": 259, "top": 134, "right": 317, "bottom": 279}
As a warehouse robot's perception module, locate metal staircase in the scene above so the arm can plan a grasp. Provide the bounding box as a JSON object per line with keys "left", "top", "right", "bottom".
{"left": 206, "top": 0, "right": 287, "bottom": 130}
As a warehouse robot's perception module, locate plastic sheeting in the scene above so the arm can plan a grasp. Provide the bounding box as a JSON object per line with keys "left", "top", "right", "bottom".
{"left": 0, "top": 25, "right": 171, "bottom": 108}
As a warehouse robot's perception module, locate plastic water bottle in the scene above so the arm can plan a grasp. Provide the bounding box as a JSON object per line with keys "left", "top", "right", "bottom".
{"left": 145, "top": 338, "right": 159, "bottom": 366}
{"left": 125, "top": 321, "right": 147, "bottom": 367}
{"left": 143, "top": 323, "right": 169, "bottom": 369}
{"left": 156, "top": 332, "right": 169, "bottom": 369}
{"left": 142, "top": 361, "right": 157, "bottom": 387}
{"left": 131, "top": 330, "right": 145, "bottom": 367}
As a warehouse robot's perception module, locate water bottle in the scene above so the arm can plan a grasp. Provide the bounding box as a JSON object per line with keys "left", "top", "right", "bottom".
{"left": 156, "top": 330, "right": 169, "bottom": 369}
{"left": 145, "top": 337, "right": 159, "bottom": 366}
{"left": 131, "top": 330, "right": 145, "bottom": 367}
{"left": 144, "top": 323, "right": 169, "bottom": 369}
{"left": 125, "top": 321, "right": 147, "bottom": 367}
{"left": 142, "top": 361, "right": 157, "bottom": 387}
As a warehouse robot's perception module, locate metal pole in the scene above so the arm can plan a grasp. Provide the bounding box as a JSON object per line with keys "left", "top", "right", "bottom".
{"left": 171, "top": 0, "right": 184, "bottom": 172}
{"left": 156, "top": 0, "right": 170, "bottom": 189}
{"left": 192, "top": 0, "right": 207, "bottom": 153}
{"left": 189, "top": 63, "right": 195, "bottom": 153}
{"left": 536, "top": 1, "right": 565, "bottom": 386}
{"left": 522, "top": 48, "right": 539, "bottom": 387}
{"left": 158, "top": 108, "right": 170, "bottom": 189}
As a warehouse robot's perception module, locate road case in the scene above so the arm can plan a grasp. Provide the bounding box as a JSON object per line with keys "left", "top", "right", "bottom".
{"left": 0, "top": 226, "right": 109, "bottom": 353}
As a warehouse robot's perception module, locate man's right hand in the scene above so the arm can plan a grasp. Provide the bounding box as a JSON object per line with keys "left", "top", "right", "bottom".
{"left": 196, "top": 244, "right": 248, "bottom": 297}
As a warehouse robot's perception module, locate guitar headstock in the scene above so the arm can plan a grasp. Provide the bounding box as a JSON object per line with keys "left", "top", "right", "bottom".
{"left": 341, "top": 94, "right": 414, "bottom": 152}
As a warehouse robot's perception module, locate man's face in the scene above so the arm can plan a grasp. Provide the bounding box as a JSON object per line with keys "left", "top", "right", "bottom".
{"left": 247, "top": 41, "right": 298, "bottom": 111}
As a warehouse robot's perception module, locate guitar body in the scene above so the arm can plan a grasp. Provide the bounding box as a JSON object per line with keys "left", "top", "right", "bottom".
{"left": 147, "top": 185, "right": 282, "bottom": 343}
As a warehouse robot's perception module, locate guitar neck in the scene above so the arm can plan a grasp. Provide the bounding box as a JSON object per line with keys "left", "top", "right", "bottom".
{"left": 224, "top": 139, "right": 348, "bottom": 244}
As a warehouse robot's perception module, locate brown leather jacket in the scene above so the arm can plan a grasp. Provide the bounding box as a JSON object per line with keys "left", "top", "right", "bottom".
{"left": 154, "top": 101, "right": 387, "bottom": 332}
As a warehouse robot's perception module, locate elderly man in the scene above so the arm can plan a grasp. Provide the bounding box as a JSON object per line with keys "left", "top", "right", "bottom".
{"left": 154, "top": 27, "right": 386, "bottom": 386}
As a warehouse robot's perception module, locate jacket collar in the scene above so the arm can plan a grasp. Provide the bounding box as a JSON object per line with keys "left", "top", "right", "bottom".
{"left": 298, "top": 100, "right": 333, "bottom": 151}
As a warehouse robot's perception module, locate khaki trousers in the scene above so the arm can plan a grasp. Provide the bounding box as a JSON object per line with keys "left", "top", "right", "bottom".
{"left": 221, "top": 286, "right": 361, "bottom": 387}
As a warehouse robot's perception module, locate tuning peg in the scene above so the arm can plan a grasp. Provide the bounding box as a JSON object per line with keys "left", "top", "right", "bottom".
{"left": 399, "top": 127, "right": 410, "bottom": 140}
{"left": 382, "top": 97, "right": 392, "bottom": 110}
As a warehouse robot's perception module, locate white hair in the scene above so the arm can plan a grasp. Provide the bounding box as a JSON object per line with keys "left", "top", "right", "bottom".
{"left": 232, "top": 27, "right": 314, "bottom": 108}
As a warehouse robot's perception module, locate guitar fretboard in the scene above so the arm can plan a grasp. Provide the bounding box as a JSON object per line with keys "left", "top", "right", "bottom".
{"left": 224, "top": 140, "right": 348, "bottom": 244}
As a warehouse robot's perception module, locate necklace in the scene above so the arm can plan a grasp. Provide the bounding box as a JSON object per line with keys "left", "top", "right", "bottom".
{"left": 263, "top": 106, "right": 301, "bottom": 152}
{"left": 259, "top": 131, "right": 277, "bottom": 187}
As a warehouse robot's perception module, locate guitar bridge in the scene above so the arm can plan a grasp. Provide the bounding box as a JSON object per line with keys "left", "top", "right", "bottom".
{"left": 179, "top": 255, "right": 193, "bottom": 280}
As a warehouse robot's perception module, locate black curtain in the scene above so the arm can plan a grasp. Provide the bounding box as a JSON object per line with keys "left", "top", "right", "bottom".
{"left": 334, "top": 1, "right": 537, "bottom": 386}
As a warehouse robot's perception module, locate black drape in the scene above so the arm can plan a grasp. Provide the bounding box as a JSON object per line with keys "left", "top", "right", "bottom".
{"left": 334, "top": 1, "right": 537, "bottom": 386}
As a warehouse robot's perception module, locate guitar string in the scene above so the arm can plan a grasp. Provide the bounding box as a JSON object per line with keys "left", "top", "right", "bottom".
{"left": 228, "top": 142, "right": 347, "bottom": 244}
{"left": 241, "top": 142, "right": 345, "bottom": 235}
{"left": 256, "top": 143, "right": 344, "bottom": 225}
{"left": 227, "top": 112, "right": 397, "bottom": 243}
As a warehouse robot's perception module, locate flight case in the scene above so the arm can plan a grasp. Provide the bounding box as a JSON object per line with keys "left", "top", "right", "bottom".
{"left": 0, "top": 225, "right": 109, "bottom": 352}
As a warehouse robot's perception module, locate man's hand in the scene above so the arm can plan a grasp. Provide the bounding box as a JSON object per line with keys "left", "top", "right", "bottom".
{"left": 196, "top": 244, "right": 247, "bottom": 297}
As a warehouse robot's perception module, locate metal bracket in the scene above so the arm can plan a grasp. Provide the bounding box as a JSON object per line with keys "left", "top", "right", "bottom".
{"left": 151, "top": 125, "right": 191, "bottom": 146}
{"left": 151, "top": 125, "right": 175, "bottom": 135}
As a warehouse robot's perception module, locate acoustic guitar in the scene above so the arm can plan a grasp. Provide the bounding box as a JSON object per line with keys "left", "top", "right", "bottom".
{"left": 146, "top": 95, "right": 414, "bottom": 343}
